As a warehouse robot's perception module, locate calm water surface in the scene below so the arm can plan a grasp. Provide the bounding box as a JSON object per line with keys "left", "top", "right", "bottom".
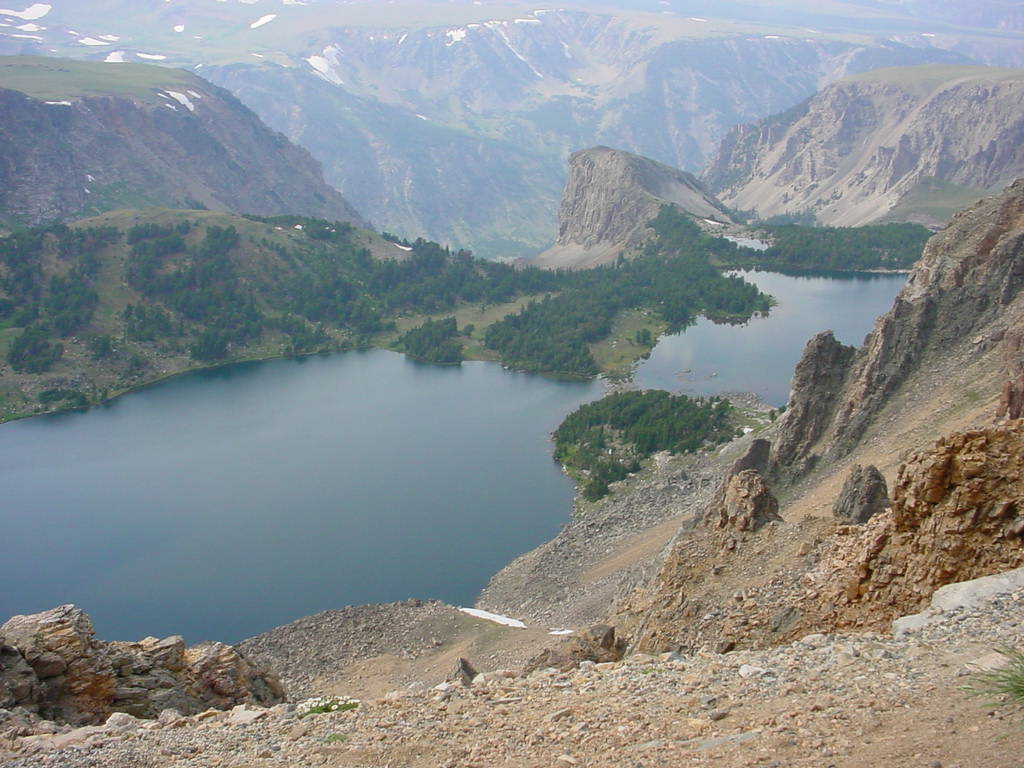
{"left": 2, "top": 351, "right": 601, "bottom": 643}
{"left": 1, "top": 270, "right": 905, "bottom": 643}
{"left": 636, "top": 270, "right": 906, "bottom": 405}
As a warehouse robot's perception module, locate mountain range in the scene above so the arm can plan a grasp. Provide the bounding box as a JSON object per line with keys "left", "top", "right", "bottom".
{"left": 3, "top": 0, "right": 1022, "bottom": 255}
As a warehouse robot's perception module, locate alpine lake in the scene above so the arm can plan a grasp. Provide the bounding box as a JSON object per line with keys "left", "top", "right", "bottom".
{"left": 1, "top": 270, "right": 905, "bottom": 643}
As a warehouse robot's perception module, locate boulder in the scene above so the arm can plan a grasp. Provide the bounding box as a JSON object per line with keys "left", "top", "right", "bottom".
{"left": 705, "top": 470, "right": 781, "bottom": 533}
{"left": 525, "top": 625, "right": 625, "bottom": 673}
{"left": 832, "top": 464, "right": 890, "bottom": 524}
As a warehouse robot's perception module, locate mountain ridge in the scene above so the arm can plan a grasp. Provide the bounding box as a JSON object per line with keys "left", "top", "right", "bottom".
{"left": 704, "top": 64, "right": 1024, "bottom": 228}
{"left": 0, "top": 56, "right": 365, "bottom": 230}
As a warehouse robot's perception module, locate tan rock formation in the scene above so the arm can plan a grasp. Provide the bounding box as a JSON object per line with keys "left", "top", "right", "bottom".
{"left": 0, "top": 605, "right": 284, "bottom": 724}
{"left": 704, "top": 470, "right": 781, "bottom": 535}
{"left": 800, "top": 421, "right": 1024, "bottom": 632}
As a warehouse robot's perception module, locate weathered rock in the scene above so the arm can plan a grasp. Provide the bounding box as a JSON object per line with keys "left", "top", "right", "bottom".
{"left": 0, "top": 642, "right": 41, "bottom": 711}
{"left": 996, "top": 374, "right": 1024, "bottom": 420}
{"left": 448, "top": 658, "right": 479, "bottom": 688}
{"left": 525, "top": 625, "right": 625, "bottom": 672}
{"left": 0, "top": 605, "right": 115, "bottom": 724}
{"left": 705, "top": 470, "right": 781, "bottom": 534}
{"left": 832, "top": 465, "right": 890, "bottom": 525}
{"left": 770, "top": 331, "right": 856, "bottom": 475}
{"left": 802, "top": 421, "right": 1024, "bottom": 632}
{"left": 0, "top": 606, "right": 284, "bottom": 725}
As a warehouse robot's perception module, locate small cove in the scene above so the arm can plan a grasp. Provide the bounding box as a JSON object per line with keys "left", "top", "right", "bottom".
{"left": 0, "top": 270, "right": 906, "bottom": 643}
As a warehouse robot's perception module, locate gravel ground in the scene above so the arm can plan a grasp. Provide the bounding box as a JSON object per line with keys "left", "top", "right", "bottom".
{"left": 5, "top": 586, "right": 1021, "bottom": 768}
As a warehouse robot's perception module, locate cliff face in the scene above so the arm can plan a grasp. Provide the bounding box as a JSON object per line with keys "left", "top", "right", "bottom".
{"left": 533, "top": 146, "right": 732, "bottom": 269}
{"left": 0, "top": 58, "right": 364, "bottom": 228}
{"left": 705, "top": 66, "right": 1024, "bottom": 227}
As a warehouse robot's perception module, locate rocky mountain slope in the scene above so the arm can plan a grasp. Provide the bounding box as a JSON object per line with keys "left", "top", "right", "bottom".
{"left": 0, "top": 56, "right": 364, "bottom": 229}
{"left": 533, "top": 147, "right": 732, "bottom": 269}
{"left": 704, "top": 65, "right": 1024, "bottom": 227}
{"left": 2, "top": 1, "right": 994, "bottom": 255}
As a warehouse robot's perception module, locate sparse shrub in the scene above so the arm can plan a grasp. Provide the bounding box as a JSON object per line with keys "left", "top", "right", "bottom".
{"left": 966, "top": 648, "right": 1024, "bottom": 707}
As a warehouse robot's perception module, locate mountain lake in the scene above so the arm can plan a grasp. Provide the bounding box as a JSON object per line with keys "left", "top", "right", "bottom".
{"left": 0, "top": 270, "right": 905, "bottom": 643}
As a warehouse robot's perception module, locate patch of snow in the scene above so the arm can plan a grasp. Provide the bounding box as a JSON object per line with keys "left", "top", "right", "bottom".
{"left": 548, "top": 628, "right": 574, "bottom": 636}
{"left": 104, "top": 50, "right": 125, "bottom": 63}
{"left": 250, "top": 14, "right": 277, "bottom": 30}
{"left": 397, "top": 32, "right": 407, "bottom": 44}
{"left": 78, "top": 37, "right": 110, "bottom": 46}
{"left": 250, "top": 52, "right": 263, "bottom": 58}
{"left": 513, "top": 17, "right": 541, "bottom": 24}
{"left": 306, "top": 46, "right": 344, "bottom": 86}
{"left": 690, "top": 17, "right": 707, "bottom": 22}
{"left": 165, "top": 90, "right": 195, "bottom": 112}
{"left": 491, "top": 23, "right": 543, "bottom": 78}
{"left": 763, "top": 34, "right": 780, "bottom": 39}
{"left": 415, "top": 114, "right": 428, "bottom": 121}
{"left": 43, "top": 99, "right": 71, "bottom": 105}
{"left": 10, "top": 32, "right": 41, "bottom": 39}
{"left": 283, "top": 0, "right": 309, "bottom": 4}
{"left": 293, "top": 224, "right": 304, "bottom": 230}
{"left": 701, "top": 219, "right": 726, "bottom": 227}
{"left": 173, "top": 24, "right": 184, "bottom": 33}
{"left": 15, "top": 22, "right": 41, "bottom": 30}
{"left": 0, "top": 3, "right": 51, "bottom": 21}
{"left": 445, "top": 27, "right": 466, "bottom": 46}
{"left": 98, "top": 33, "right": 119, "bottom": 41}
{"left": 137, "top": 52, "right": 167, "bottom": 60}
{"left": 66, "top": 29, "right": 78, "bottom": 35}
{"left": 86, "top": 173, "right": 95, "bottom": 182}
{"left": 459, "top": 608, "right": 527, "bottom": 629}
{"left": 561, "top": 40, "right": 570, "bottom": 59}
{"left": 163, "top": 103, "right": 177, "bottom": 111}
{"left": 393, "top": 242, "right": 413, "bottom": 251}
{"left": 922, "top": 32, "right": 936, "bottom": 37}
{"left": 187, "top": 89, "right": 202, "bottom": 99}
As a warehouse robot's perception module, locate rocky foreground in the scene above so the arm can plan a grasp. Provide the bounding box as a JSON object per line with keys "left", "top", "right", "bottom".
{"left": 2, "top": 576, "right": 1022, "bottom": 767}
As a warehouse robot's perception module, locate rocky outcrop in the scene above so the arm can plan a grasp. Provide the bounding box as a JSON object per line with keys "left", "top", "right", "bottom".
{"left": 769, "top": 331, "right": 856, "bottom": 475}
{"left": 800, "top": 421, "right": 1024, "bottom": 632}
{"left": 532, "top": 146, "right": 733, "bottom": 269}
{"left": 705, "top": 65, "right": 1024, "bottom": 227}
{"left": 832, "top": 465, "right": 890, "bottom": 525}
{"left": 0, "top": 605, "right": 284, "bottom": 724}
{"left": 772, "top": 178, "right": 1024, "bottom": 474}
{"left": 0, "top": 57, "right": 364, "bottom": 228}
{"left": 525, "top": 625, "right": 625, "bottom": 673}
{"left": 704, "top": 470, "right": 781, "bottom": 535}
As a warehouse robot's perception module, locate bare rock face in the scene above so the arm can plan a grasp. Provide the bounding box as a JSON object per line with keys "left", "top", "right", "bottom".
{"left": 769, "top": 331, "right": 856, "bottom": 475}
{"left": 996, "top": 373, "right": 1024, "bottom": 419}
{"left": 771, "top": 178, "right": 1024, "bottom": 476}
{"left": 533, "top": 146, "right": 732, "bottom": 269}
{"left": 0, "top": 606, "right": 284, "bottom": 724}
{"left": 803, "top": 421, "right": 1024, "bottom": 632}
{"left": 705, "top": 66, "right": 1024, "bottom": 227}
{"left": 832, "top": 464, "right": 890, "bottom": 525}
{"left": 705, "top": 470, "right": 781, "bottom": 534}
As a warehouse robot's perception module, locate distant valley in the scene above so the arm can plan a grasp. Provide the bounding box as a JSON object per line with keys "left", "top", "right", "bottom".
{"left": 3, "top": 1, "right": 1022, "bottom": 255}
